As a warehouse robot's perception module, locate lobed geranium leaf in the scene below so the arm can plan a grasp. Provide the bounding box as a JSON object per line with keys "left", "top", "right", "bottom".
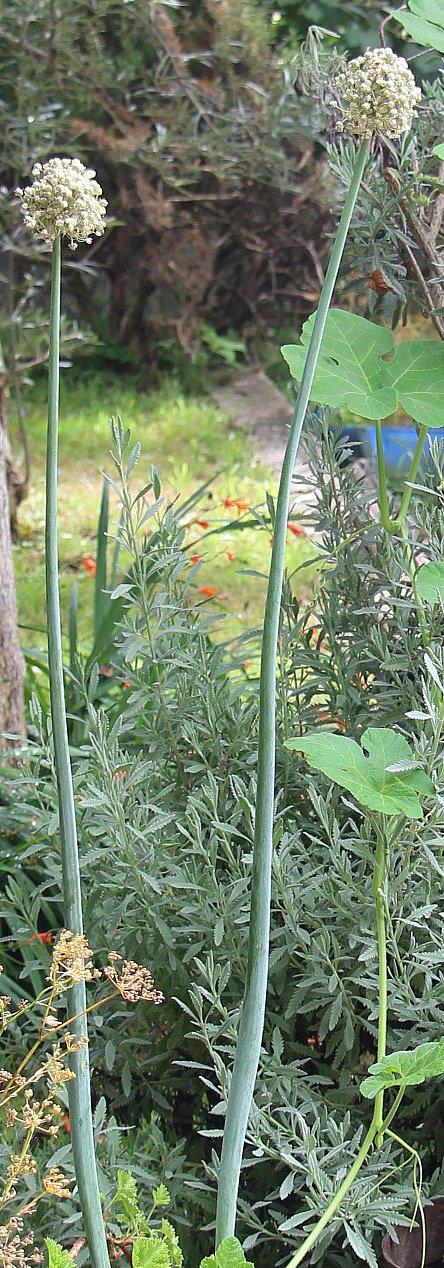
{"left": 391, "top": 0, "right": 444, "bottom": 53}
{"left": 416, "top": 560, "right": 444, "bottom": 605}
{"left": 360, "top": 1036, "right": 444, "bottom": 1099}
{"left": 199, "top": 1237, "right": 254, "bottom": 1268}
{"left": 285, "top": 727, "right": 433, "bottom": 818}
{"left": 281, "top": 310, "right": 444, "bottom": 426}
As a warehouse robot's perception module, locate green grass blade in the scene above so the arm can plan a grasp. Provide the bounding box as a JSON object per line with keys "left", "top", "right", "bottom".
{"left": 94, "top": 476, "right": 109, "bottom": 640}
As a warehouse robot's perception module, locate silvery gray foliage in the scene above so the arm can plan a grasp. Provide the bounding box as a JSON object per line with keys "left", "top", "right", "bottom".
{"left": 2, "top": 421, "right": 444, "bottom": 1265}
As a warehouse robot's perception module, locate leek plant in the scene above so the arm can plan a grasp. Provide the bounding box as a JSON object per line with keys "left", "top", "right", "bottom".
{"left": 17, "top": 160, "right": 110, "bottom": 1268}
{"left": 214, "top": 42, "right": 441, "bottom": 1258}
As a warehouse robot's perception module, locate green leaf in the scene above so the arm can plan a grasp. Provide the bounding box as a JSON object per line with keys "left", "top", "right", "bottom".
{"left": 160, "top": 1220, "right": 183, "bottom": 1268}
{"left": 281, "top": 310, "right": 444, "bottom": 426}
{"left": 386, "top": 341, "right": 444, "bottom": 428}
{"left": 391, "top": 4, "right": 444, "bottom": 53}
{"left": 433, "top": 143, "right": 444, "bottom": 159}
{"left": 94, "top": 476, "right": 109, "bottom": 640}
{"left": 416, "top": 560, "right": 444, "bottom": 605}
{"left": 153, "top": 1184, "right": 170, "bottom": 1207}
{"left": 285, "top": 727, "right": 433, "bottom": 818}
{"left": 115, "top": 1168, "right": 144, "bottom": 1232}
{"left": 409, "top": 0, "right": 444, "bottom": 24}
{"left": 133, "top": 1237, "right": 170, "bottom": 1268}
{"left": 344, "top": 1222, "right": 378, "bottom": 1268}
{"left": 45, "top": 1240, "right": 73, "bottom": 1268}
{"left": 282, "top": 311, "right": 395, "bottom": 420}
{"left": 360, "top": 1036, "right": 444, "bottom": 1099}
{"left": 199, "top": 1237, "right": 254, "bottom": 1268}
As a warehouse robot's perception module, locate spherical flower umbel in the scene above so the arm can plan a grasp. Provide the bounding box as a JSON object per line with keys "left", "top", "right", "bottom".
{"left": 16, "top": 157, "right": 107, "bottom": 248}
{"left": 336, "top": 47, "right": 421, "bottom": 139}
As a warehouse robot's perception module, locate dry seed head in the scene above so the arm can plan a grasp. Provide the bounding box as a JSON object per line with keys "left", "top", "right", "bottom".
{"left": 0, "top": 1220, "right": 42, "bottom": 1268}
{"left": 104, "top": 954, "right": 163, "bottom": 1004}
{"left": 16, "top": 157, "right": 107, "bottom": 248}
{"left": 42, "top": 1166, "right": 72, "bottom": 1199}
{"left": 336, "top": 47, "right": 421, "bottom": 139}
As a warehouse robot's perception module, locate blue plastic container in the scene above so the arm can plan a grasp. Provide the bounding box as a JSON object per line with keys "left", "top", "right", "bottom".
{"left": 339, "top": 422, "right": 444, "bottom": 478}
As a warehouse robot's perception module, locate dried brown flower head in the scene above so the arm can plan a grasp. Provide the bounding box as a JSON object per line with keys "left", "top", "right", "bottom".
{"left": 0, "top": 1219, "right": 42, "bottom": 1268}
{"left": 104, "top": 955, "right": 163, "bottom": 1004}
{"left": 42, "top": 1167, "right": 72, "bottom": 1200}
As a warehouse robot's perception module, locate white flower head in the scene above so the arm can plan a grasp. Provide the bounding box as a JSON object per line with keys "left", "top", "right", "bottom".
{"left": 16, "top": 157, "right": 107, "bottom": 249}
{"left": 336, "top": 47, "right": 421, "bottom": 140}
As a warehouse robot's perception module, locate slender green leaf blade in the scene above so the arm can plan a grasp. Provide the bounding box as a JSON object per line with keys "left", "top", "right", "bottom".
{"left": 68, "top": 582, "right": 78, "bottom": 673}
{"left": 360, "top": 1037, "right": 444, "bottom": 1099}
{"left": 94, "top": 476, "right": 109, "bottom": 639}
{"left": 416, "top": 560, "right": 444, "bottom": 605}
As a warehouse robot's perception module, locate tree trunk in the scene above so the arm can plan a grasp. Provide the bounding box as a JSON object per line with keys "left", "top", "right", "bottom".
{"left": 0, "top": 372, "right": 25, "bottom": 750}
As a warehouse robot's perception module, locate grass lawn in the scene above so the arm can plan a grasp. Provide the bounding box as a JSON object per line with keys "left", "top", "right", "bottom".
{"left": 13, "top": 369, "right": 317, "bottom": 653}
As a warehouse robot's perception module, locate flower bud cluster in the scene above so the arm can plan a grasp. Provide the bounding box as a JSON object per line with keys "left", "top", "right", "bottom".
{"left": 336, "top": 48, "right": 421, "bottom": 139}
{"left": 16, "top": 158, "right": 107, "bottom": 248}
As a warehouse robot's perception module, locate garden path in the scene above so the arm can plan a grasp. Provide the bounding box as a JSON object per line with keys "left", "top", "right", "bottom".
{"left": 212, "top": 369, "right": 315, "bottom": 515}
{"left": 212, "top": 369, "right": 379, "bottom": 523}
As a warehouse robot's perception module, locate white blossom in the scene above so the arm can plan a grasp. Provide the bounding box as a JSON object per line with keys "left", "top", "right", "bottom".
{"left": 16, "top": 157, "right": 107, "bottom": 248}
{"left": 336, "top": 48, "right": 421, "bottom": 140}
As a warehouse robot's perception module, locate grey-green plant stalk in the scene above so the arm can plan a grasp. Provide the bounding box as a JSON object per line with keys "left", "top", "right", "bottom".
{"left": 46, "top": 235, "right": 110, "bottom": 1268}
{"left": 215, "top": 137, "right": 370, "bottom": 1247}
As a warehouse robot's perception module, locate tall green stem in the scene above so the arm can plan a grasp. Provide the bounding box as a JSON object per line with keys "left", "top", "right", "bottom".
{"left": 375, "top": 419, "right": 428, "bottom": 535}
{"left": 372, "top": 828, "right": 388, "bottom": 1143}
{"left": 215, "top": 138, "right": 370, "bottom": 1247}
{"left": 45, "top": 236, "right": 110, "bottom": 1268}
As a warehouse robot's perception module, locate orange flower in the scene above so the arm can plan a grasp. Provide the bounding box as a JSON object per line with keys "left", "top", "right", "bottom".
{"left": 190, "top": 554, "right": 202, "bottom": 564}
{"left": 194, "top": 518, "right": 210, "bottom": 529}
{"left": 287, "top": 522, "right": 305, "bottom": 538}
{"left": 121, "top": 681, "right": 132, "bottom": 690}
{"left": 113, "top": 769, "right": 128, "bottom": 781}
{"left": 222, "top": 498, "right": 248, "bottom": 514}
{"left": 82, "top": 555, "right": 97, "bottom": 577}
{"left": 199, "top": 586, "right": 217, "bottom": 598}
{"left": 307, "top": 1035, "right": 320, "bottom": 1046}
{"left": 23, "top": 930, "right": 53, "bottom": 946}
{"left": 226, "top": 550, "right": 235, "bottom": 562}
{"left": 62, "top": 1114, "right": 71, "bottom": 1134}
